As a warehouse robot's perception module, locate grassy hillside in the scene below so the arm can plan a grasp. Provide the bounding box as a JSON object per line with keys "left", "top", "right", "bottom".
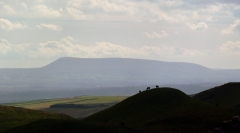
{"left": 83, "top": 88, "right": 236, "bottom": 133}
{"left": 2, "top": 87, "right": 239, "bottom": 133}
{"left": 3, "top": 96, "right": 127, "bottom": 119}
{"left": 4, "top": 96, "right": 127, "bottom": 109}
{"left": 4, "top": 119, "right": 140, "bottom": 133}
{"left": 0, "top": 105, "right": 72, "bottom": 133}
{"left": 193, "top": 82, "right": 240, "bottom": 108}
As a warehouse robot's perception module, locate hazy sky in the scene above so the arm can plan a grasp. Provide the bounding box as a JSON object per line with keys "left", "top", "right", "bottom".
{"left": 0, "top": 0, "right": 240, "bottom": 68}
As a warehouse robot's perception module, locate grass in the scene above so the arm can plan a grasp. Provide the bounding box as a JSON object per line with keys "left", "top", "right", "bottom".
{"left": 2, "top": 96, "right": 128, "bottom": 119}
{"left": 41, "top": 107, "right": 110, "bottom": 119}
{"left": 3, "top": 96, "right": 128, "bottom": 109}
{"left": 193, "top": 82, "right": 240, "bottom": 108}
{"left": 2, "top": 86, "right": 240, "bottom": 133}
{"left": 4, "top": 119, "right": 140, "bottom": 133}
{"left": 0, "top": 105, "right": 72, "bottom": 133}
{"left": 83, "top": 88, "right": 237, "bottom": 133}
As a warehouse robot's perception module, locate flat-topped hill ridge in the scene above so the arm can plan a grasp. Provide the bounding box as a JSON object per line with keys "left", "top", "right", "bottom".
{"left": 1, "top": 57, "right": 240, "bottom": 91}
{"left": 193, "top": 82, "right": 240, "bottom": 108}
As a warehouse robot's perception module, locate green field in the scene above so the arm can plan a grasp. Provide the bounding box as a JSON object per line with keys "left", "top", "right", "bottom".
{"left": 3, "top": 96, "right": 128, "bottom": 119}
{"left": 0, "top": 96, "right": 131, "bottom": 133}
{"left": 0, "top": 105, "right": 72, "bottom": 133}
{"left": 4, "top": 96, "right": 128, "bottom": 109}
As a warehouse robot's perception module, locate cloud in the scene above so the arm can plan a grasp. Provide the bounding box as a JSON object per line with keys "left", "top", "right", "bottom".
{"left": 187, "top": 22, "right": 208, "bottom": 31}
{"left": 21, "top": 2, "right": 28, "bottom": 10}
{"left": 2, "top": 5, "right": 16, "bottom": 14}
{"left": 67, "top": 0, "right": 86, "bottom": 8}
{"left": 219, "top": 41, "right": 240, "bottom": 55}
{"left": 233, "top": 6, "right": 240, "bottom": 18}
{"left": 0, "top": 38, "right": 12, "bottom": 54}
{"left": 221, "top": 19, "right": 240, "bottom": 35}
{"left": 65, "top": 0, "right": 183, "bottom": 22}
{"left": 0, "top": 37, "right": 205, "bottom": 60}
{"left": 0, "top": 18, "right": 27, "bottom": 31}
{"left": 36, "top": 23, "right": 62, "bottom": 31}
{"left": 35, "top": 5, "right": 62, "bottom": 17}
{"left": 161, "top": 0, "right": 183, "bottom": 7}
{"left": 143, "top": 31, "right": 169, "bottom": 39}
{"left": 89, "top": 0, "right": 137, "bottom": 15}
{"left": 65, "top": 7, "right": 86, "bottom": 20}
{"left": 0, "top": 0, "right": 236, "bottom": 23}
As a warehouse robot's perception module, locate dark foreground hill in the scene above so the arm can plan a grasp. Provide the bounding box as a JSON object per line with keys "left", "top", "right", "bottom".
{"left": 83, "top": 88, "right": 236, "bottom": 133}
{"left": 3, "top": 87, "right": 239, "bottom": 133}
{"left": 193, "top": 82, "right": 240, "bottom": 109}
{"left": 0, "top": 105, "right": 72, "bottom": 133}
{"left": 4, "top": 119, "right": 139, "bottom": 133}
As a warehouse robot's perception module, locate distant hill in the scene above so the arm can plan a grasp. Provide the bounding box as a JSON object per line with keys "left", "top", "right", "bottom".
{"left": 0, "top": 57, "right": 240, "bottom": 103}
{"left": 193, "top": 82, "right": 240, "bottom": 109}
{"left": 0, "top": 57, "right": 239, "bottom": 90}
{"left": 0, "top": 105, "right": 72, "bottom": 133}
{"left": 83, "top": 88, "right": 235, "bottom": 133}
{"left": 39, "top": 57, "right": 240, "bottom": 86}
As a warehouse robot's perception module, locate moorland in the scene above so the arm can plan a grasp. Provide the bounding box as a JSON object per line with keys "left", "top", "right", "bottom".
{"left": 4, "top": 96, "right": 127, "bottom": 119}
{"left": 1, "top": 82, "right": 240, "bottom": 133}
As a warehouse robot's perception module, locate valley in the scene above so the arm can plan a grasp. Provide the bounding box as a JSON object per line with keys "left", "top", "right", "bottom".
{"left": 1, "top": 83, "right": 240, "bottom": 133}
{"left": 3, "top": 96, "right": 127, "bottom": 119}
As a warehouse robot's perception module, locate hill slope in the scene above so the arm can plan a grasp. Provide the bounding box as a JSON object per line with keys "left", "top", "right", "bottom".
{"left": 193, "top": 82, "right": 240, "bottom": 108}
{"left": 3, "top": 88, "right": 238, "bottom": 133}
{"left": 4, "top": 119, "right": 140, "bottom": 133}
{"left": 0, "top": 105, "right": 72, "bottom": 133}
{"left": 83, "top": 88, "right": 236, "bottom": 133}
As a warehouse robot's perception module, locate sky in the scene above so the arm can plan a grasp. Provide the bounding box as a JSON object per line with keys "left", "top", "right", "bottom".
{"left": 0, "top": 0, "right": 240, "bottom": 69}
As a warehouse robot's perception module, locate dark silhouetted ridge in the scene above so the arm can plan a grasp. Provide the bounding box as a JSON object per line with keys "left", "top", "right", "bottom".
{"left": 0, "top": 105, "right": 72, "bottom": 133}
{"left": 193, "top": 82, "right": 240, "bottom": 108}
{"left": 2, "top": 87, "right": 238, "bottom": 133}
{"left": 83, "top": 88, "right": 235, "bottom": 133}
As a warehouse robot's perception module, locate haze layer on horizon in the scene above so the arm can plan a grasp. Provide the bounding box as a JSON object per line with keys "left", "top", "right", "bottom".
{"left": 1, "top": 0, "right": 240, "bottom": 69}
